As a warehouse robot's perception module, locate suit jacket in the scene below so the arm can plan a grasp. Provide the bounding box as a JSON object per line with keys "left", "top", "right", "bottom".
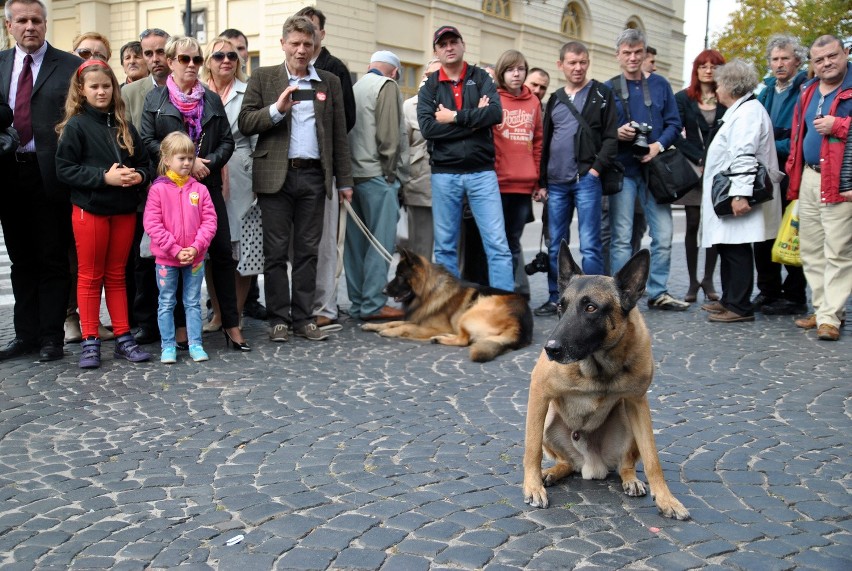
{"left": 0, "top": 43, "right": 80, "bottom": 194}
{"left": 238, "top": 64, "right": 353, "bottom": 198}
{"left": 121, "top": 76, "right": 156, "bottom": 128}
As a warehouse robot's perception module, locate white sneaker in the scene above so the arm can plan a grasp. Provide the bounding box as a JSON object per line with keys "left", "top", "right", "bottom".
{"left": 648, "top": 292, "right": 690, "bottom": 311}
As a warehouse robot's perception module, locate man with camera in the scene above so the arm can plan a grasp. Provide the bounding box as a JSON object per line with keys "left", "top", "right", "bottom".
{"left": 533, "top": 41, "right": 618, "bottom": 316}
{"left": 238, "top": 15, "right": 353, "bottom": 343}
{"left": 605, "top": 29, "right": 688, "bottom": 311}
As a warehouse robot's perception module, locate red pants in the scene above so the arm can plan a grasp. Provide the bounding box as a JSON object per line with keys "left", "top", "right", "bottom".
{"left": 71, "top": 206, "right": 136, "bottom": 338}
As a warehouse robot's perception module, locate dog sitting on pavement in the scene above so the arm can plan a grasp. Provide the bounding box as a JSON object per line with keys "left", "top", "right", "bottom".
{"left": 522, "top": 241, "right": 690, "bottom": 520}
{"left": 361, "top": 248, "right": 533, "bottom": 362}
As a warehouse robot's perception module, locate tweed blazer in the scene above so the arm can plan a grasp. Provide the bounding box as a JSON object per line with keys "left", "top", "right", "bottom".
{"left": 238, "top": 64, "right": 353, "bottom": 198}
{"left": 121, "top": 75, "right": 156, "bottom": 128}
{"left": 0, "top": 43, "right": 80, "bottom": 195}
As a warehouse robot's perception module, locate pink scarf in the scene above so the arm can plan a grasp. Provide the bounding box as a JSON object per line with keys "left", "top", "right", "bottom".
{"left": 166, "top": 75, "right": 205, "bottom": 149}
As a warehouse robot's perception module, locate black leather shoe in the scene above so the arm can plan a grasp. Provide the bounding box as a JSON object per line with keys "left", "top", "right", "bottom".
{"left": 243, "top": 300, "right": 268, "bottom": 321}
{"left": 38, "top": 340, "right": 65, "bottom": 362}
{"left": 534, "top": 301, "right": 558, "bottom": 316}
{"left": 0, "top": 338, "right": 37, "bottom": 361}
{"left": 761, "top": 300, "right": 809, "bottom": 316}
{"left": 134, "top": 328, "right": 160, "bottom": 345}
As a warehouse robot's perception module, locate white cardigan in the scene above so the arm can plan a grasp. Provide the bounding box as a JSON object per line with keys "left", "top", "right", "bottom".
{"left": 700, "top": 95, "right": 783, "bottom": 247}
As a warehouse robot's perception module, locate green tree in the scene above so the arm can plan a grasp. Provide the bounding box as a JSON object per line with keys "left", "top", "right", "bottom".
{"left": 713, "top": 0, "right": 852, "bottom": 78}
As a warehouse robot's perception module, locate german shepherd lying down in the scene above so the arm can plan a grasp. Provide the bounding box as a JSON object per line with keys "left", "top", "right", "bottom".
{"left": 361, "top": 249, "right": 533, "bottom": 362}
{"left": 522, "top": 242, "right": 689, "bottom": 520}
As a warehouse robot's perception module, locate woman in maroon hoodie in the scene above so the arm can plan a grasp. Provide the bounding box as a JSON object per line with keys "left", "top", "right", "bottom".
{"left": 493, "top": 50, "right": 544, "bottom": 295}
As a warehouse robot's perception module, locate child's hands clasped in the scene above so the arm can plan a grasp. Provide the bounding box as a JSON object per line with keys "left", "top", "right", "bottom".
{"left": 177, "top": 246, "right": 198, "bottom": 266}
{"left": 105, "top": 163, "right": 142, "bottom": 187}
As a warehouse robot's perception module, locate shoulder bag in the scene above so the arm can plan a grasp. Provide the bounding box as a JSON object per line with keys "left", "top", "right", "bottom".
{"left": 553, "top": 86, "right": 624, "bottom": 195}
{"left": 612, "top": 75, "right": 698, "bottom": 203}
{"left": 711, "top": 154, "right": 774, "bottom": 217}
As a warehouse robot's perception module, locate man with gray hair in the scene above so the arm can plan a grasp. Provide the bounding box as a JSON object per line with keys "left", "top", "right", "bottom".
{"left": 752, "top": 34, "right": 809, "bottom": 316}
{"left": 344, "top": 51, "right": 409, "bottom": 321}
{"left": 605, "top": 28, "right": 687, "bottom": 311}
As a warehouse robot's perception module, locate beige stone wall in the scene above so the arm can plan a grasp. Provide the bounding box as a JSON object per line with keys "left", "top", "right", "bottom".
{"left": 44, "top": 0, "right": 685, "bottom": 91}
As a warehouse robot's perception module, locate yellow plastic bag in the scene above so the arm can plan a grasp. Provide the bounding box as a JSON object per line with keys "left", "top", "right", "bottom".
{"left": 771, "top": 199, "right": 801, "bottom": 267}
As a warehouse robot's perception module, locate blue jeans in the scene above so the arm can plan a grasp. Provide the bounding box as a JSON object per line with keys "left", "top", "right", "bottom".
{"left": 431, "top": 171, "right": 514, "bottom": 291}
{"left": 156, "top": 261, "right": 205, "bottom": 349}
{"left": 344, "top": 176, "right": 400, "bottom": 317}
{"left": 609, "top": 174, "right": 673, "bottom": 300}
{"left": 546, "top": 174, "right": 604, "bottom": 302}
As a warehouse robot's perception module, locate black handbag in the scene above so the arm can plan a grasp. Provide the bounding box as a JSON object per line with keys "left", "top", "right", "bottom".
{"left": 601, "top": 161, "right": 625, "bottom": 196}
{"left": 0, "top": 126, "right": 19, "bottom": 156}
{"left": 645, "top": 147, "right": 701, "bottom": 204}
{"left": 711, "top": 155, "right": 774, "bottom": 217}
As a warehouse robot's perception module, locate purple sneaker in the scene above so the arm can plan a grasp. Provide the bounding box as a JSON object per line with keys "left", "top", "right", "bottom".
{"left": 114, "top": 333, "right": 151, "bottom": 363}
{"left": 79, "top": 338, "right": 101, "bottom": 369}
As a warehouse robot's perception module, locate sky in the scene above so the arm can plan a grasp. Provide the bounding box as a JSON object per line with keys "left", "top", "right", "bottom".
{"left": 680, "top": 0, "right": 740, "bottom": 87}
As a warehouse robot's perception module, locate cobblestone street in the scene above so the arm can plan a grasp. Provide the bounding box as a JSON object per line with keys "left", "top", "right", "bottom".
{"left": 0, "top": 235, "right": 850, "bottom": 570}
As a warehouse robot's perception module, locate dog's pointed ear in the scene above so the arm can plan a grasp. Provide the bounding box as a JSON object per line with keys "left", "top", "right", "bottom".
{"left": 397, "top": 247, "right": 420, "bottom": 266}
{"left": 557, "top": 240, "right": 583, "bottom": 292}
{"left": 614, "top": 249, "right": 649, "bottom": 312}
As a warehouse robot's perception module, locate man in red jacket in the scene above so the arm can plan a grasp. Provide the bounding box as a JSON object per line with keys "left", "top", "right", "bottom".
{"left": 785, "top": 35, "right": 852, "bottom": 341}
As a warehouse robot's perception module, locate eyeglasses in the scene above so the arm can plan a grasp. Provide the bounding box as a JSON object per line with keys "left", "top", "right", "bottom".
{"left": 698, "top": 64, "right": 717, "bottom": 71}
{"left": 143, "top": 48, "right": 165, "bottom": 58}
{"left": 76, "top": 48, "right": 108, "bottom": 61}
{"left": 175, "top": 54, "right": 204, "bottom": 66}
{"left": 211, "top": 51, "right": 240, "bottom": 63}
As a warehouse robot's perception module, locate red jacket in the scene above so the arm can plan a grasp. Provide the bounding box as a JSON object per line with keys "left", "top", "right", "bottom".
{"left": 493, "top": 85, "right": 543, "bottom": 194}
{"left": 786, "top": 65, "right": 852, "bottom": 204}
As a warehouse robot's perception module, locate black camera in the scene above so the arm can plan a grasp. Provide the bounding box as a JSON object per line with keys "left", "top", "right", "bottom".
{"left": 525, "top": 251, "right": 549, "bottom": 275}
{"left": 629, "top": 121, "right": 653, "bottom": 156}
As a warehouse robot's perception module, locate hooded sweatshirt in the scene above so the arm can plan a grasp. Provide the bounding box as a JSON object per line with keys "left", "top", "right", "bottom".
{"left": 493, "top": 85, "right": 543, "bottom": 194}
{"left": 143, "top": 173, "right": 217, "bottom": 267}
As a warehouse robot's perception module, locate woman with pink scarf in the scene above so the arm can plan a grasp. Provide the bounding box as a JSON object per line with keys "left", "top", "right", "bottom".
{"left": 140, "top": 35, "right": 250, "bottom": 351}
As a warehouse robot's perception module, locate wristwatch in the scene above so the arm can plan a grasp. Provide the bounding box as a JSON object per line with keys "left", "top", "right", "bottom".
{"left": 452, "top": 111, "right": 458, "bottom": 123}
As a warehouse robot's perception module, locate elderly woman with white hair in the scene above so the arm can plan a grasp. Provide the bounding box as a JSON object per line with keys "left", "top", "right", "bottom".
{"left": 700, "top": 59, "right": 782, "bottom": 323}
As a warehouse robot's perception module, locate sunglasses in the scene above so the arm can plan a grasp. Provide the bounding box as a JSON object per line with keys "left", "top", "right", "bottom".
{"left": 75, "top": 48, "right": 108, "bottom": 61}
{"left": 143, "top": 48, "right": 166, "bottom": 58}
{"left": 211, "top": 51, "right": 239, "bottom": 63}
{"left": 175, "top": 54, "right": 204, "bottom": 66}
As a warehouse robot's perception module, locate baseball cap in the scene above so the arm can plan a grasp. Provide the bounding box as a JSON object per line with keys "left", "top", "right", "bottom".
{"left": 433, "top": 25, "right": 462, "bottom": 46}
{"left": 370, "top": 50, "right": 401, "bottom": 70}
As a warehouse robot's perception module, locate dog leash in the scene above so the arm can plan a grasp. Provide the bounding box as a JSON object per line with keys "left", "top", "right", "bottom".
{"left": 342, "top": 200, "right": 394, "bottom": 264}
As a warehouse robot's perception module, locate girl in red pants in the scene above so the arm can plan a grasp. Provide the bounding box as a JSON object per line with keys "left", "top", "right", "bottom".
{"left": 56, "top": 59, "right": 154, "bottom": 368}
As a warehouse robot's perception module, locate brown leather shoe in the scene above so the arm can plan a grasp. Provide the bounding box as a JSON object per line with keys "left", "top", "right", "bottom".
{"left": 701, "top": 301, "right": 725, "bottom": 313}
{"left": 361, "top": 305, "right": 405, "bottom": 321}
{"left": 795, "top": 314, "right": 817, "bottom": 329}
{"left": 708, "top": 310, "right": 755, "bottom": 323}
{"left": 817, "top": 324, "right": 840, "bottom": 341}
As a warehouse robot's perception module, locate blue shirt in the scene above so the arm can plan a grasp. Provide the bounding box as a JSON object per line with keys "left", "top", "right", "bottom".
{"left": 269, "top": 63, "right": 322, "bottom": 159}
{"left": 547, "top": 83, "right": 590, "bottom": 183}
{"left": 802, "top": 86, "right": 839, "bottom": 166}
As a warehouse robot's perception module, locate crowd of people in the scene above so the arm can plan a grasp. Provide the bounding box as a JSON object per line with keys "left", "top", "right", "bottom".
{"left": 1, "top": 0, "right": 850, "bottom": 370}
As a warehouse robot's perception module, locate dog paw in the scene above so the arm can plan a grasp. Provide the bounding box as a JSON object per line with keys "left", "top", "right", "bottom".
{"left": 523, "top": 484, "right": 549, "bottom": 508}
{"left": 622, "top": 478, "right": 647, "bottom": 497}
{"left": 360, "top": 323, "right": 378, "bottom": 332}
{"left": 657, "top": 495, "right": 690, "bottom": 520}
{"left": 581, "top": 463, "right": 608, "bottom": 480}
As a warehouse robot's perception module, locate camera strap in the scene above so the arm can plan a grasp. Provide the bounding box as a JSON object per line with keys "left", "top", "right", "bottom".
{"left": 612, "top": 73, "right": 653, "bottom": 128}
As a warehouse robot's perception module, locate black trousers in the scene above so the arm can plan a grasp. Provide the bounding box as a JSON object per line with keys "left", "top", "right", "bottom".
{"left": 258, "top": 167, "right": 326, "bottom": 329}
{"left": 0, "top": 158, "right": 71, "bottom": 345}
{"left": 718, "top": 242, "right": 754, "bottom": 316}
{"left": 753, "top": 183, "right": 806, "bottom": 304}
{"left": 206, "top": 186, "right": 240, "bottom": 329}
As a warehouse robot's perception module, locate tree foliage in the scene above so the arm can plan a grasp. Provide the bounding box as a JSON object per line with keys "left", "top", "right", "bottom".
{"left": 713, "top": 0, "right": 852, "bottom": 78}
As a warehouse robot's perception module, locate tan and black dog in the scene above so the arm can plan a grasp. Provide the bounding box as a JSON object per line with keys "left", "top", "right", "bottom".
{"left": 361, "top": 249, "right": 533, "bottom": 362}
{"left": 522, "top": 241, "right": 689, "bottom": 520}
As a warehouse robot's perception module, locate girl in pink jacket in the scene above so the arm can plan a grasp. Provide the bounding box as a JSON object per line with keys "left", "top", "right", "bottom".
{"left": 143, "top": 132, "right": 217, "bottom": 364}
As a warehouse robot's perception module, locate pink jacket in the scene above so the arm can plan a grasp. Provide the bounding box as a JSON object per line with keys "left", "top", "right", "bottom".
{"left": 143, "top": 176, "right": 217, "bottom": 267}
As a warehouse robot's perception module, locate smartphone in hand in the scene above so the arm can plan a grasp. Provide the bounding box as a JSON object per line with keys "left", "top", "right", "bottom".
{"left": 292, "top": 89, "right": 316, "bottom": 101}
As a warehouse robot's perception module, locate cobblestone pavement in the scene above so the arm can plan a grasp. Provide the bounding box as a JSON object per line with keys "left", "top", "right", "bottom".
{"left": 0, "top": 244, "right": 850, "bottom": 570}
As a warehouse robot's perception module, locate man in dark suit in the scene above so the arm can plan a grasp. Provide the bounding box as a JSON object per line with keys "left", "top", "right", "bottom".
{"left": 238, "top": 15, "right": 354, "bottom": 343}
{"left": 0, "top": 0, "right": 81, "bottom": 362}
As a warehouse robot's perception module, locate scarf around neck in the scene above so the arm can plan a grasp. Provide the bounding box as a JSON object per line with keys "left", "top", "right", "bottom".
{"left": 166, "top": 169, "right": 190, "bottom": 188}
{"left": 166, "top": 75, "right": 205, "bottom": 148}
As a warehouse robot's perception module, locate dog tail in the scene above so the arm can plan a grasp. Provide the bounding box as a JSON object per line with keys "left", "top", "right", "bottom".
{"left": 470, "top": 336, "right": 520, "bottom": 362}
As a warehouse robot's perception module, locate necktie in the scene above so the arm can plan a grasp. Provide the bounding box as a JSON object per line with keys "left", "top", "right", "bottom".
{"left": 14, "top": 54, "right": 33, "bottom": 147}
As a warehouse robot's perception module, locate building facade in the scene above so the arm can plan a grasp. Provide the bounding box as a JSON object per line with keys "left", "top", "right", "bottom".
{"left": 4, "top": 1, "right": 687, "bottom": 94}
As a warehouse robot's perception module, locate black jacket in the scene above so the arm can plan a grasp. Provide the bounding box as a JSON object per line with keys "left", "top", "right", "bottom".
{"left": 140, "top": 85, "right": 234, "bottom": 192}
{"left": 56, "top": 104, "right": 153, "bottom": 215}
{"left": 416, "top": 63, "right": 502, "bottom": 174}
{"left": 672, "top": 89, "right": 725, "bottom": 166}
{"left": 539, "top": 80, "right": 618, "bottom": 187}
{"left": 315, "top": 46, "right": 356, "bottom": 133}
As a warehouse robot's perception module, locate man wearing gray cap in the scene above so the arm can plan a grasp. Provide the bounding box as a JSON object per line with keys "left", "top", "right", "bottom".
{"left": 344, "top": 51, "right": 410, "bottom": 320}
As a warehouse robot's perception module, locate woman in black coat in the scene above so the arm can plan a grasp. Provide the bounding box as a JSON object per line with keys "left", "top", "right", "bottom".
{"left": 673, "top": 49, "right": 727, "bottom": 302}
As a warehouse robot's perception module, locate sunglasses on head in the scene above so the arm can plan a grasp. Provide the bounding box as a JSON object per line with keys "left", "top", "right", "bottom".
{"left": 211, "top": 51, "right": 240, "bottom": 63}
{"left": 175, "top": 54, "right": 205, "bottom": 66}
{"left": 143, "top": 48, "right": 166, "bottom": 58}
{"left": 75, "top": 48, "right": 108, "bottom": 61}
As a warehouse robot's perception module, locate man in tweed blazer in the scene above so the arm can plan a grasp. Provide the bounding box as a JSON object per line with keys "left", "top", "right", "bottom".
{"left": 238, "top": 15, "right": 353, "bottom": 343}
